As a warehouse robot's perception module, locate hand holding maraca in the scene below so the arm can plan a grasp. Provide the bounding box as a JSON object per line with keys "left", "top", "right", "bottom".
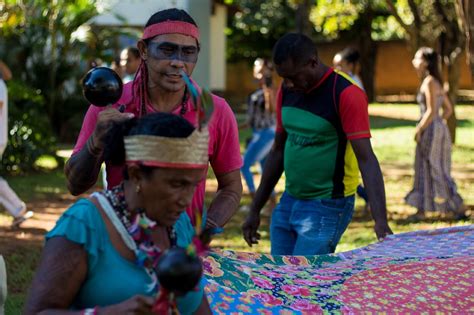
{"left": 82, "top": 67, "right": 134, "bottom": 154}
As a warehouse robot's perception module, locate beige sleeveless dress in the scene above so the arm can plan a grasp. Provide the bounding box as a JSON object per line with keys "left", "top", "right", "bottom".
{"left": 405, "top": 92, "right": 463, "bottom": 213}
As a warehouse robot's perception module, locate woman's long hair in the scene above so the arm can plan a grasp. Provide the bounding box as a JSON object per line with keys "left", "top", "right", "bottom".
{"left": 418, "top": 47, "right": 443, "bottom": 85}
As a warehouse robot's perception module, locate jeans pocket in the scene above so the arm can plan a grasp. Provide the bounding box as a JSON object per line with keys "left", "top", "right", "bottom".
{"left": 320, "top": 197, "right": 349, "bottom": 211}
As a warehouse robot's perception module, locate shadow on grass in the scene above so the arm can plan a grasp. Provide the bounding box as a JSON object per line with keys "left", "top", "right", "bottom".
{"left": 390, "top": 215, "right": 473, "bottom": 226}
{"left": 370, "top": 115, "right": 472, "bottom": 130}
{"left": 370, "top": 115, "right": 415, "bottom": 129}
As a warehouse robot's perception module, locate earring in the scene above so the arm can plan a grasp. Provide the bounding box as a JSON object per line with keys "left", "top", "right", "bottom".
{"left": 136, "top": 185, "right": 141, "bottom": 193}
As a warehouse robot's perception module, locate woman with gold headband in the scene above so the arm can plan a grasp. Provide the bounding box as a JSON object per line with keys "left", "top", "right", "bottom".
{"left": 24, "top": 113, "right": 212, "bottom": 314}
{"left": 65, "top": 8, "right": 242, "bottom": 230}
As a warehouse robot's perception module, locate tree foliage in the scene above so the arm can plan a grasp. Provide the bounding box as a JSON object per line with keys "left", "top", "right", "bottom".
{"left": 386, "top": 0, "right": 466, "bottom": 142}
{"left": 226, "top": 0, "right": 298, "bottom": 62}
{"left": 310, "top": 0, "right": 404, "bottom": 101}
{"left": 0, "top": 0, "right": 124, "bottom": 173}
{"left": 312, "top": 0, "right": 407, "bottom": 41}
{"left": 0, "top": 80, "right": 56, "bottom": 174}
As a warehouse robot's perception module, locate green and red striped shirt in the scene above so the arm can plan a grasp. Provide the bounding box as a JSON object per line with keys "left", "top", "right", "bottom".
{"left": 276, "top": 69, "right": 370, "bottom": 199}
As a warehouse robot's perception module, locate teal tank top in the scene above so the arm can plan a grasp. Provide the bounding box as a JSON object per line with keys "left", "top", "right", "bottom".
{"left": 46, "top": 199, "right": 204, "bottom": 314}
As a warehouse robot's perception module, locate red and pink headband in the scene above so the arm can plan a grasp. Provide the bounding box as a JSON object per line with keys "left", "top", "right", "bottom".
{"left": 142, "top": 20, "right": 200, "bottom": 41}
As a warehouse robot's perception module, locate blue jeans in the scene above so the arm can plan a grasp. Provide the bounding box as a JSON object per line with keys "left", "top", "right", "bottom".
{"left": 270, "top": 192, "right": 355, "bottom": 255}
{"left": 241, "top": 127, "right": 275, "bottom": 193}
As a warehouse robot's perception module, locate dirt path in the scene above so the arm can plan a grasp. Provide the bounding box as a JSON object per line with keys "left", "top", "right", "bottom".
{"left": 0, "top": 193, "right": 77, "bottom": 255}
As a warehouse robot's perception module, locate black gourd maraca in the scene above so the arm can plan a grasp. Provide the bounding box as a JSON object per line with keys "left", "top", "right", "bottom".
{"left": 155, "top": 247, "right": 203, "bottom": 296}
{"left": 82, "top": 66, "right": 123, "bottom": 107}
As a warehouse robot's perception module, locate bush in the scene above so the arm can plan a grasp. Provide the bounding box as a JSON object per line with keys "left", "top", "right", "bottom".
{"left": 1, "top": 80, "right": 56, "bottom": 174}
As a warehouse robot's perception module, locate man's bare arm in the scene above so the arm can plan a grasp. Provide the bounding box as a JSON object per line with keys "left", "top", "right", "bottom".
{"left": 242, "top": 131, "right": 286, "bottom": 247}
{"left": 65, "top": 108, "right": 134, "bottom": 195}
{"left": 206, "top": 169, "right": 242, "bottom": 228}
{"left": 0, "top": 61, "right": 12, "bottom": 81}
{"left": 351, "top": 138, "right": 393, "bottom": 240}
{"left": 64, "top": 137, "right": 104, "bottom": 195}
{"left": 250, "top": 131, "right": 286, "bottom": 214}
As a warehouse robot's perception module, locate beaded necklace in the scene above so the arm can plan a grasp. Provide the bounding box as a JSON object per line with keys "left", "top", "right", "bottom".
{"left": 139, "top": 83, "right": 189, "bottom": 118}
{"left": 100, "top": 184, "right": 176, "bottom": 292}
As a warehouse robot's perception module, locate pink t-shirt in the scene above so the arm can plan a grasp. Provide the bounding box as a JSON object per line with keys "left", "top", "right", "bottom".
{"left": 72, "top": 81, "right": 242, "bottom": 221}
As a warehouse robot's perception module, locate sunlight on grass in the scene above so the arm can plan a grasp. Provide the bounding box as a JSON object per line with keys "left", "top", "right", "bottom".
{"left": 34, "top": 155, "right": 58, "bottom": 169}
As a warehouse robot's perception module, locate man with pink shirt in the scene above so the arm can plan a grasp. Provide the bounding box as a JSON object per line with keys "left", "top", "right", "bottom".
{"left": 65, "top": 8, "right": 243, "bottom": 229}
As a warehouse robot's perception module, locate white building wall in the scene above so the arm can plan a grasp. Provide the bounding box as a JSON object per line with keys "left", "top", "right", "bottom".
{"left": 209, "top": 4, "right": 227, "bottom": 91}
{"left": 186, "top": 0, "right": 211, "bottom": 88}
{"left": 92, "top": 0, "right": 225, "bottom": 90}
{"left": 93, "top": 0, "right": 190, "bottom": 26}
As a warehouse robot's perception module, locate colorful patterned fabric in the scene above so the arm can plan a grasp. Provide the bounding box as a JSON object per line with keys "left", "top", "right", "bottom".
{"left": 203, "top": 225, "right": 474, "bottom": 314}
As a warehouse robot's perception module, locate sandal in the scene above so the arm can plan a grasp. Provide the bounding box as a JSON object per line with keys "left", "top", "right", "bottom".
{"left": 11, "top": 211, "right": 34, "bottom": 228}
{"left": 406, "top": 212, "right": 425, "bottom": 222}
{"left": 453, "top": 213, "right": 469, "bottom": 221}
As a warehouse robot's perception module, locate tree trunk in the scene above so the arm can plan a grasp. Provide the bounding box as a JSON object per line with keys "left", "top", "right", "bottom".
{"left": 295, "top": 0, "right": 312, "bottom": 35}
{"left": 464, "top": 0, "right": 474, "bottom": 82}
{"left": 48, "top": 2, "right": 60, "bottom": 135}
{"left": 446, "top": 54, "right": 461, "bottom": 143}
{"left": 456, "top": 0, "right": 474, "bottom": 82}
{"left": 468, "top": 0, "right": 474, "bottom": 82}
{"left": 358, "top": 4, "right": 377, "bottom": 102}
{"left": 434, "top": 0, "right": 465, "bottom": 144}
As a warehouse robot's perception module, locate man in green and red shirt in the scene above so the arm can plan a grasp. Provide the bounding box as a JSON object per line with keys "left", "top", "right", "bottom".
{"left": 242, "top": 33, "right": 392, "bottom": 255}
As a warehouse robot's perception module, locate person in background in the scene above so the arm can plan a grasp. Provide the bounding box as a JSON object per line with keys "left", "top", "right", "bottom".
{"left": 333, "top": 47, "right": 364, "bottom": 89}
{"left": 240, "top": 58, "right": 277, "bottom": 212}
{"left": 405, "top": 47, "right": 467, "bottom": 220}
{"left": 110, "top": 56, "right": 124, "bottom": 79}
{"left": 0, "top": 255, "right": 6, "bottom": 315}
{"left": 120, "top": 46, "right": 141, "bottom": 83}
{"left": 0, "top": 60, "right": 33, "bottom": 228}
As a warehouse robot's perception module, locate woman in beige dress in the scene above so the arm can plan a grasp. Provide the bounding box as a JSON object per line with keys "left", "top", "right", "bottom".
{"left": 405, "top": 47, "right": 466, "bottom": 220}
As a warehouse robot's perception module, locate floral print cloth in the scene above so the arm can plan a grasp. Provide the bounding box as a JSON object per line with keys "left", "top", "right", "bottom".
{"left": 203, "top": 225, "right": 474, "bottom": 314}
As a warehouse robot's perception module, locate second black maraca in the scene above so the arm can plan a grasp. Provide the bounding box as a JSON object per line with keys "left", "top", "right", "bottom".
{"left": 155, "top": 247, "right": 203, "bottom": 295}
{"left": 82, "top": 66, "right": 123, "bottom": 107}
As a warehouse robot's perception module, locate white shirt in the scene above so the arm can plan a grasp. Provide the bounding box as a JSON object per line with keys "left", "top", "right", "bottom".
{"left": 0, "top": 79, "right": 8, "bottom": 156}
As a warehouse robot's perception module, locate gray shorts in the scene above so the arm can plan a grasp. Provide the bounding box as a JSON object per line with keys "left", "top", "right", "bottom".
{"left": 0, "top": 255, "right": 6, "bottom": 315}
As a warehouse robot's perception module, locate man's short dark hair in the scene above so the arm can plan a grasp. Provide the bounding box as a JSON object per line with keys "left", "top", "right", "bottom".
{"left": 272, "top": 33, "right": 317, "bottom": 67}
{"left": 145, "top": 8, "right": 197, "bottom": 28}
{"left": 339, "top": 47, "right": 360, "bottom": 64}
{"left": 127, "top": 46, "right": 140, "bottom": 59}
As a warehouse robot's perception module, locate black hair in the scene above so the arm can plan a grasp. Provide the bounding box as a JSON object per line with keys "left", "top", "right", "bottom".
{"left": 126, "top": 46, "right": 140, "bottom": 59}
{"left": 143, "top": 8, "right": 199, "bottom": 47}
{"left": 255, "top": 58, "right": 274, "bottom": 72}
{"left": 339, "top": 47, "right": 360, "bottom": 64}
{"left": 104, "top": 113, "right": 195, "bottom": 177}
{"left": 272, "top": 33, "right": 317, "bottom": 67}
{"left": 145, "top": 8, "right": 197, "bottom": 27}
{"left": 418, "top": 47, "right": 443, "bottom": 84}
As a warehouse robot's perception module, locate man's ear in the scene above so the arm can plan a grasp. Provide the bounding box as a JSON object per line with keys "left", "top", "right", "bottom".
{"left": 137, "top": 40, "right": 147, "bottom": 61}
{"left": 309, "top": 55, "right": 319, "bottom": 68}
{"left": 127, "top": 164, "right": 143, "bottom": 186}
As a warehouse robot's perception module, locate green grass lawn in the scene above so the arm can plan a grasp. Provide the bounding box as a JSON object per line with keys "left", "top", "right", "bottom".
{"left": 1, "top": 103, "right": 473, "bottom": 314}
